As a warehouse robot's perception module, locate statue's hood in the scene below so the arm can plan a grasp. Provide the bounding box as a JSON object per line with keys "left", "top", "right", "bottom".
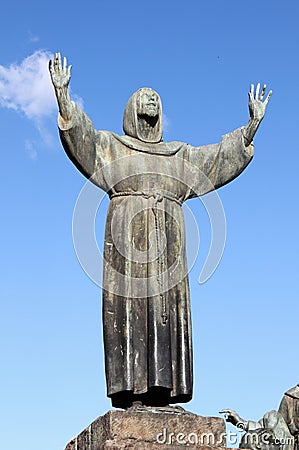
{"left": 285, "top": 385, "right": 299, "bottom": 399}
{"left": 123, "top": 88, "right": 163, "bottom": 143}
{"left": 111, "top": 133, "right": 184, "bottom": 155}
{"left": 119, "top": 87, "right": 184, "bottom": 155}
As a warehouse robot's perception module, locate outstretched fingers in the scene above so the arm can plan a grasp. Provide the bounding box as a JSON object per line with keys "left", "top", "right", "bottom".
{"left": 260, "top": 84, "right": 266, "bottom": 100}
{"left": 63, "top": 56, "right": 68, "bottom": 73}
{"left": 249, "top": 83, "right": 254, "bottom": 102}
{"left": 258, "top": 83, "right": 272, "bottom": 105}
{"left": 54, "top": 52, "right": 62, "bottom": 72}
{"left": 49, "top": 52, "right": 71, "bottom": 75}
{"left": 219, "top": 409, "right": 234, "bottom": 418}
{"left": 255, "top": 82, "right": 261, "bottom": 100}
{"left": 67, "top": 64, "right": 72, "bottom": 77}
{"left": 249, "top": 82, "right": 272, "bottom": 105}
{"left": 264, "top": 89, "right": 272, "bottom": 105}
{"left": 60, "top": 55, "right": 71, "bottom": 77}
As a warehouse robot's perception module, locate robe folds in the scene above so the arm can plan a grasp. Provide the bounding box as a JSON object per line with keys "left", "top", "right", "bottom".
{"left": 246, "top": 411, "right": 293, "bottom": 450}
{"left": 58, "top": 102, "right": 254, "bottom": 408}
{"left": 243, "top": 385, "right": 299, "bottom": 450}
{"left": 278, "top": 385, "right": 299, "bottom": 450}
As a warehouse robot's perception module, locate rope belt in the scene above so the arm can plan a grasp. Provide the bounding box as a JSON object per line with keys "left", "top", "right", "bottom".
{"left": 109, "top": 191, "right": 183, "bottom": 324}
{"left": 109, "top": 190, "right": 183, "bottom": 206}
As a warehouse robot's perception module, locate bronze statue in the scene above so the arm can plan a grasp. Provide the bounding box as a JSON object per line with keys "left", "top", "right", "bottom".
{"left": 279, "top": 384, "right": 299, "bottom": 450}
{"left": 220, "top": 384, "right": 299, "bottom": 450}
{"left": 49, "top": 52, "right": 271, "bottom": 409}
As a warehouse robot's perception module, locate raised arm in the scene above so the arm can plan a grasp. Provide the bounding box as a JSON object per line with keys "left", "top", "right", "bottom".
{"left": 49, "top": 52, "right": 73, "bottom": 123}
{"left": 49, "top": 52, "right": 97, "bottom": 180}
{"left": 183, "top": 83, "right": 272, "bottom": 197}
{"left": 243, "top": 83, "right": 272, "bottom": 146}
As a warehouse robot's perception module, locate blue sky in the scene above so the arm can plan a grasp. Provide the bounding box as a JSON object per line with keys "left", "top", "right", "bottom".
{"left": 1, "top": 1, "right": 299, "bottom": 449}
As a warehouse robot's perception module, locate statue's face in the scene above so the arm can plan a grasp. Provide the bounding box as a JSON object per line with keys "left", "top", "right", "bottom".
{"left": 137, "top": 89, "right": 160, "bottom": 118}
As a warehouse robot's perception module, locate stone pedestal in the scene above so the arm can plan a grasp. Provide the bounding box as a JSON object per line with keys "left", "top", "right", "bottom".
{"left": 65, "top": 409, "right": 227, "bottom": 449}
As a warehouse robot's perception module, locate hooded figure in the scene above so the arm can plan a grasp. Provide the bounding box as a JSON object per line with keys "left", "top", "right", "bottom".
{"left": 123, "top": 87, "right": 162, "bottom": 143}
{"left": 243, "top": 410, "right": 293, "bottom": 450}
{"left": 220, "top": 387, "right": 299, "bottom": 450}
{"left": 58, "top": 87, "right": 254, "bottom": 409}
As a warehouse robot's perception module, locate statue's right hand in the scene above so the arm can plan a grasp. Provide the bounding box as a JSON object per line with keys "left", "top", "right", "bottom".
{"left": 219, "top": 409, "right": 244, "bottom": 426}
{"left": 49, "top": 52, "right": 72, "bottom": 89}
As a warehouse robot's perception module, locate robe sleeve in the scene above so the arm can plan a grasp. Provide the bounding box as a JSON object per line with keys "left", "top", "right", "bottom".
{"left": 278, "top": 395, "right": 298, "bottom": 436}
{"left": 247, "top": 418, "right": 266, "bottom": 431}
{"left": 279, "top": 396, "right": 291, "bottom": 424}
{"left": 58, "top": 101, "right": 97, "bottom": 180}
{"left": 247, "top": 411, "right": 283, "bottom": 431}
{"left": 182, "top": 127, "right": 254, "bottom": 198}
{"left": 247, "top": 410, "right": 294, "bottom": 450}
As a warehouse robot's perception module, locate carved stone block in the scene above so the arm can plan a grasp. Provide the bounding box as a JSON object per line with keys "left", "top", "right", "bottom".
{"left": 65, "top": 409, "right": 227, "bottom": 449}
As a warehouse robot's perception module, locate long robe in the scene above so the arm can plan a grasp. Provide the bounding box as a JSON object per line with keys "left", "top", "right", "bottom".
{"left": 58, "top": 102, "right": 254, "bottom": 408}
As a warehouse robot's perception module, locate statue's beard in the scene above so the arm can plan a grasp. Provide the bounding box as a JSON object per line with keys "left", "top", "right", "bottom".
{"left": 138, "top": 113, "right": 159, "bottom": 128}
{"left": 144, "top": 106, "right": 158, "bottom": 117}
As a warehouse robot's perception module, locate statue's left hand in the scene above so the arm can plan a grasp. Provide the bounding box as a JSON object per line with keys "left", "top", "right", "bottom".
{"left": 248, "top": 83, "right": 272, "bottom": 121}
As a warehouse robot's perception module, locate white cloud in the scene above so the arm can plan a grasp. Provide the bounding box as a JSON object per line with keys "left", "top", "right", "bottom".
{"left": 162, "top": 112, "right": 171, "bottom": 133}
{"left": 25, "top": 139, "right": 38, "bottom": 160}
{"left": 0, "top": 50, "right": 57, "bottom": 120}
{"left": 0, "top": 50, "right": 83, "bottom": 158}
{"left": 28, "top": 32, "right": 40, "bottom": 44}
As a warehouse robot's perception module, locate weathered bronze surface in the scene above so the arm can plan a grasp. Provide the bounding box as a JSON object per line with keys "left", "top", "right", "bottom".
{"left": 221, "top": 384, "right": 299, "bottom": 450}
{"left": 49, "top": 52, "right": 271, "bottom": 409}
{"left": 278, "top": 385, "right": 299, "bottom": 450}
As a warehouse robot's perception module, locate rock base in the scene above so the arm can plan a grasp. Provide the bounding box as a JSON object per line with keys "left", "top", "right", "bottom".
{"left": 65, "top": 408, "right": 227, "bottom": 449}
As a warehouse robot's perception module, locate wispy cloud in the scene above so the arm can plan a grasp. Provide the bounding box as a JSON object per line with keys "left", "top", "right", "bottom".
{"left": 0, "top": 50, "right": 84, "bottom": 158}
{"left": 72, "top": 94, "right": 84, "bottom": 110}
{"left": 25, "top": 139, "right": 38, "bottom": 160}
{"left": 162, "top": 112, "right": 171, "bottom": 133}
{"left": 28, "top": 32, "right": 40, "bottom": 44}
{"left": 0, "top": 50, "right": 56, "bottom": 120}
